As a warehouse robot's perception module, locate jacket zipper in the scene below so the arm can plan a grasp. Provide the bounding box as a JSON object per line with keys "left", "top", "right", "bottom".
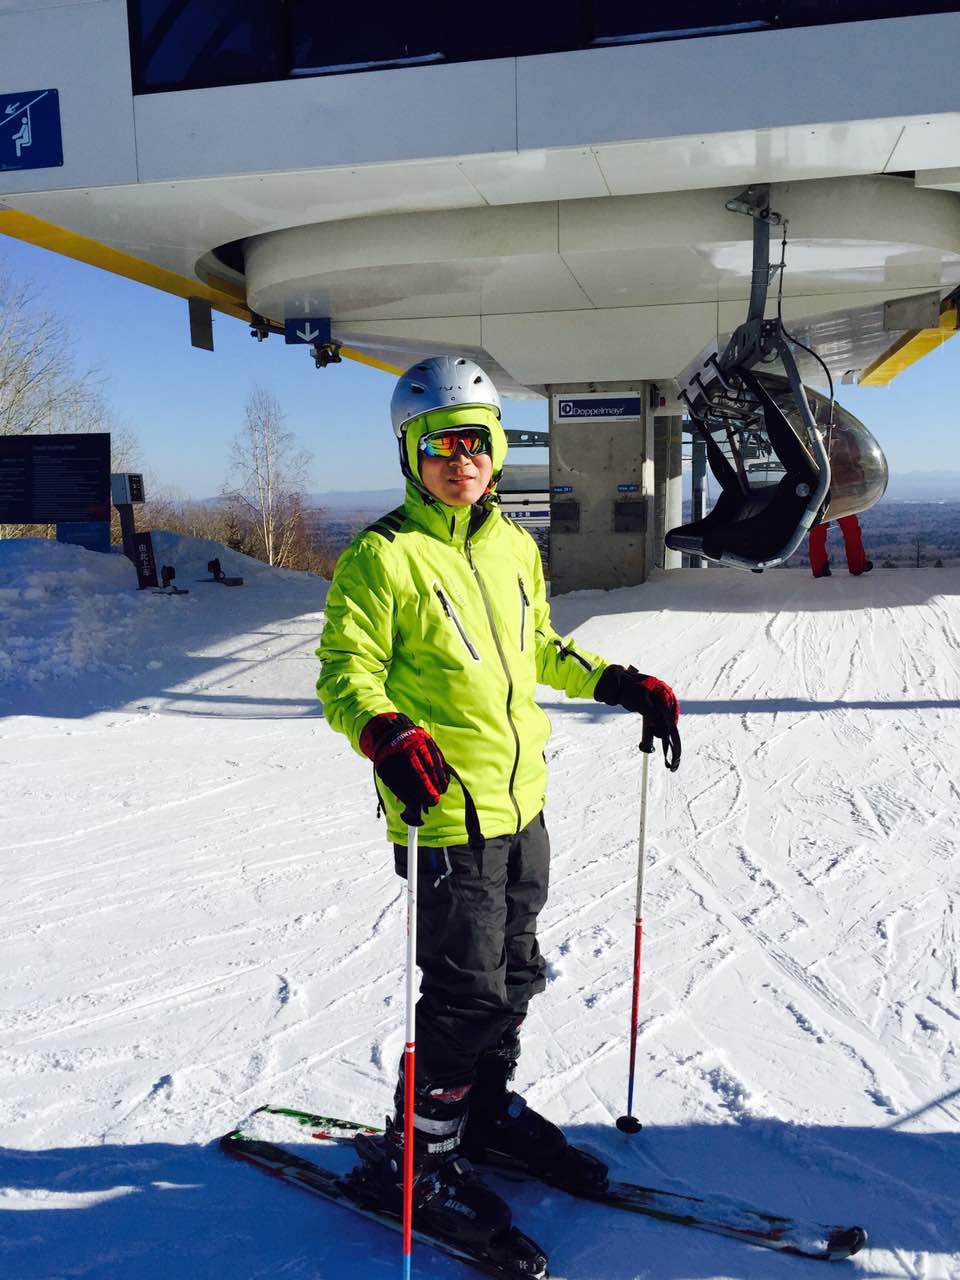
{"left": 434, "top": 584, "right": 481, "bottom": 661}
{"left": 518, "top": 576, "right": 529, "bottom": 652}
{"left": 556, "top": 638, "right": 594, "bottom": 672}
{"left": 466, "top": 538, "right": 523, "bottom": 834}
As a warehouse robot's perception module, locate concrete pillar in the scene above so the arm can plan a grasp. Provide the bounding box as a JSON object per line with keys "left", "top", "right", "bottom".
{"left": 653, "top": 415, "right": 683, "bottom": 569}
{"left": 688, "top": 433, "right": 707, "bottom": 568}
{"left": 547, "top": 382, "right": 653, "bottom": 595}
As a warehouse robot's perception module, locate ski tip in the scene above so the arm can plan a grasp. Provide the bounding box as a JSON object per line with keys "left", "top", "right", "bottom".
{"left": 827, "top": 1225, "right": 867, "bottom": 1259}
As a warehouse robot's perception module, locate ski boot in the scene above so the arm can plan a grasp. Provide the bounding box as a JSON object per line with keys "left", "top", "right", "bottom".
{"left": 461, "top": 1027, "right": 609, "bottom": 1196}
{"left": 348, "top": 1070, "right": 548, "bottom": 1277}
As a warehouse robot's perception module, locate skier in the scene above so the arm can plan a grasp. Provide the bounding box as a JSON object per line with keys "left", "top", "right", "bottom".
{"left": 808, "top": 513, "right": 872, "bottom": 577}
{"left": 316, "top": 355, "right": 680, "bottom": 1263}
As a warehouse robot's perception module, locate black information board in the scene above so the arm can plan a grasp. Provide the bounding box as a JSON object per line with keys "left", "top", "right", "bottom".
{"left": 0, "top": 433, "right": 110, "bottom": 523}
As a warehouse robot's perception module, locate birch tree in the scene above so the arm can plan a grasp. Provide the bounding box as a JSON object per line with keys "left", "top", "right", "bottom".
{"left": 222, "top": 387, "right": 313, "bottom": 567}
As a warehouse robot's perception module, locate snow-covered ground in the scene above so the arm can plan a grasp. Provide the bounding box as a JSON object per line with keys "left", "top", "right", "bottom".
{"left": 2, "top": 535, "right": 959, "bottom": 1280}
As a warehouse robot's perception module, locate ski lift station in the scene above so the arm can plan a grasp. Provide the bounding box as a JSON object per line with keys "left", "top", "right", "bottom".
{"left": 3, "top": 2, "right": 960, "bottom": 591}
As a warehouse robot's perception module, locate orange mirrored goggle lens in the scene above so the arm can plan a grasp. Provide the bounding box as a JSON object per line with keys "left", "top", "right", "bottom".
{"left": 418, "top": 428, "right": 491, "bottom": 459}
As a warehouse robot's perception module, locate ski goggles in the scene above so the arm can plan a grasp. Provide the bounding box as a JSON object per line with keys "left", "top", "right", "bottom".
{"left": 418, "top": 427, "right": 491, "bottom": 459}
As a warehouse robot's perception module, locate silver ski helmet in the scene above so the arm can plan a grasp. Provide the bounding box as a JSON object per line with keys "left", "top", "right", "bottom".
{"left": 391, "top": 355, "right": 501, "bottom": 437}
{"left": 391, "top": 355, "right": 507, "bottom": 490}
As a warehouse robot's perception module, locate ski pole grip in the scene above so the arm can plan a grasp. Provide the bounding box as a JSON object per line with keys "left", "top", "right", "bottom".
{"left": 640, "top": 721, "right": 656, "bottom": 754}
{"left": 400, "top": 803, "right": 424, "bottom": 826}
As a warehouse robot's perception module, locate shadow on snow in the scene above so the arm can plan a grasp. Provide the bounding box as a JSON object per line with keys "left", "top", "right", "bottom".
{"left": 1, "top": 1118, "right": 957, "bottom": 1279}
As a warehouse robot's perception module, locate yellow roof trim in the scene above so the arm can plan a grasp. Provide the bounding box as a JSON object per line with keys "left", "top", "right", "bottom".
{"left": 859, "top": 302, "right": 959, "bottom": 387}
{"left": 0, "top": 207, "right": 256, "bottom": 324}
{"left": 339, "top": 345, "right": 403, "bottom": 375}
{"left": 0, "top": 208, "right": 403, "bottom": 374}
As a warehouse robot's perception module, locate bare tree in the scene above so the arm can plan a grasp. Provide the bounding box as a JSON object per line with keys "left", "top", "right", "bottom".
{"left": 0, "top": 259, "right": 139, "bottom": 539}
{"left": 0, "top": 262, "right": 111, "bottom": 438}
{"left": 222, "top": 387, "right": 313, "bottom": 567}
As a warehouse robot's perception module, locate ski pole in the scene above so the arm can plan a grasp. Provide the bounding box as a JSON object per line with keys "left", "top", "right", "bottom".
{"left": 617, "top": 726, "right": 654, "bottom": 1135}
{"left": 401, "top": 814, "right": 420, "bottom": 1280}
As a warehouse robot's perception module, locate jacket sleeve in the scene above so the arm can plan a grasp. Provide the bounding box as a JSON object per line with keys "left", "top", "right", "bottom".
{"left": 529, "top": 535, "right": 608, "bottom": 698}
{"left": 316, "top": 536, "right": 401, "bottom": 754}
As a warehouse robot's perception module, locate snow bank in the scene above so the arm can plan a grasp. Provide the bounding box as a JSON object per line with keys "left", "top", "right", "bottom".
{"left": 0, "top": 538, "right": 140, "bottom": 685}
{"left": 0, "top": 534, "right": 323, "bottom": 688}
{"left": 148, "top": 530, "right": 313, "bottom": 585}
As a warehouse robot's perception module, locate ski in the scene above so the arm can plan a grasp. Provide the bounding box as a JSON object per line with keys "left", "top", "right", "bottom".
{"left": 220, "top": 1115, "right": 547, "bottom": 1279}
{"left": 224, "top": 1106, "right": 867, "bottom": 1264}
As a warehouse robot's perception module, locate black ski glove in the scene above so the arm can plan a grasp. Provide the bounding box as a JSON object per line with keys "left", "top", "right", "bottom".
{"left": 360, "top": 712, "right": 450, "bottom": 824}
{"left": 594, "top": 665, "right": 681, "bottom": 771}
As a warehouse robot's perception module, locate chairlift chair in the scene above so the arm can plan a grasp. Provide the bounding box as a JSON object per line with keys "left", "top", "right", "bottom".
{"left": 668, "top": 185, "right": 833, "bottom": 571}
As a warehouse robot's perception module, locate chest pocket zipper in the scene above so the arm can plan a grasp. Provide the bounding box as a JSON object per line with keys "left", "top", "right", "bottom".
{"left": 518, "top": 576, "right": 529, "bottom": 652}
{"left": 434, "top": 583, "right": 481, "bottom": 661}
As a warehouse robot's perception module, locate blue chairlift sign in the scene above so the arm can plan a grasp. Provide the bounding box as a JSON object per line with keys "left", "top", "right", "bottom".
{"left": 284, "top": 317, "right": 332, "bottom": 345}
{"left": 0, "top": 89, "right": 62, "bottom": 172}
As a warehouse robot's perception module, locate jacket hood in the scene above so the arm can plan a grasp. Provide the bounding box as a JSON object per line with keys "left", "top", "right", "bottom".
{"left": 400, "top": 404, "right": 507, "bottom": 498}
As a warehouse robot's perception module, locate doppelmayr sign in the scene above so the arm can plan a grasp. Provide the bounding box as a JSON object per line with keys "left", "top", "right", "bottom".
{"left": 553, "top": 393, "right": 643, "bottom": 422}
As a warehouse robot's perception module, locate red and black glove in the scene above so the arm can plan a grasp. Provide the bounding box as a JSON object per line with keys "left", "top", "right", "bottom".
{"left": 594, "top": 665, "right": 681, "bottom": 771}
{"left": 360, "top": 712, "right": 450, "bottom": 824}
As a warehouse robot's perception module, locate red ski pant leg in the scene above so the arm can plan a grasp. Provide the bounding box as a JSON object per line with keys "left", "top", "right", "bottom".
{"left": 838, "top": 514, "right": 868, "bottom": 574}
{"left": 808, "top": 522, "right": 830, "bottom": 577}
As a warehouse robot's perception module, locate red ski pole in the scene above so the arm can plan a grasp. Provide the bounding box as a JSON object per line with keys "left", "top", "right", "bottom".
{"left": 617, "top": 727, "right": 654, "bottom": 1134}
{"left": 401, "top": 817, "right": 420, "bottom": 1279}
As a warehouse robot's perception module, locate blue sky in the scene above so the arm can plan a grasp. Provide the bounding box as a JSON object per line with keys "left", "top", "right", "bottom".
{"left": 2, "top": 235, "right": 958, "bottom": 499}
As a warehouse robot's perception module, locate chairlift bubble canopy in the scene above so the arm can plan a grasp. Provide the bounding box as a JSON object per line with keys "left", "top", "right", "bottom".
{"left": 667, "top": 366, "right": 888, "bottom": 568}
{"left": 773, "top": 376, "right": 888, "bottom": 524}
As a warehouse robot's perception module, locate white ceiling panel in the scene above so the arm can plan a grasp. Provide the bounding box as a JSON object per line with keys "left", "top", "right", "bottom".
{"left": 885, "top": 116, "right": 960, "bottom": 172}
{"left": 12, "top": 162, "right": 489, "bottom": 280}
{"left": 335, "top": 317, "right": 484, "bottom": 352}
{"left": 259, "top": 255, "right": 590, "bottom": 323}
{"left": 916, "top": 167, "right": 960, "bottom": 193}
{"left": 595, "top": 119, "right": 907, "bottom": 197}
{"left": 482, "top": 304, "right": 719, "bottom": 385}
{"left": 562, "top": 245, "right": 720, "bottom": 308}
{"left": 458, "top": 149, "right": 609, "bottom": 205}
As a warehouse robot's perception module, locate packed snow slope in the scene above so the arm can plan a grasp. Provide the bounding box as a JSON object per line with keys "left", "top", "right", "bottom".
{"left": 2, "top": 535, "right": 959, "bottom": 1280}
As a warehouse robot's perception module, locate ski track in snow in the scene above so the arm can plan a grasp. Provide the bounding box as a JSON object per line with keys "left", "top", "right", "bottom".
{"left": 2, "top": 546, "right": 960, "bottom": 1279}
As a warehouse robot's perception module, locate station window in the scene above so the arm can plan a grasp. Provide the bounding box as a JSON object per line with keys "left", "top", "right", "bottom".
{"left": 128, "top": 1, "right": 285, "bottom": 93}
{"left": 127, "top": 2, "right": 960, "bottom": 95}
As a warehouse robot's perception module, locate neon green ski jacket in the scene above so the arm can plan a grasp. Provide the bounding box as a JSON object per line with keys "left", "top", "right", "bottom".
{"left": 316, "top": 414, "right": 609, "bottom": 846}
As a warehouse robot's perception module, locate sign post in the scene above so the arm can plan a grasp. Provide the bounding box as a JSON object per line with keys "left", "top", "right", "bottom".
{"left": 111, "top": 473, "right": 157, "bottom": 588}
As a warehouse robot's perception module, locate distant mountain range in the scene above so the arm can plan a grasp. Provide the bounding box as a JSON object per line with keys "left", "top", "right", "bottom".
{"left": 881, "top": 472, "right": 960, "bottom": 502}
{"left": 306, "top": 488, "right": 404, "bottom": 511}
{"left": 303, "top": 473, "right": 960, "bottom": 510}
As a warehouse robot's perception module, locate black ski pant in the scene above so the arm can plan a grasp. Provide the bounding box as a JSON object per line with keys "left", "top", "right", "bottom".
{"left": 394, "top": 812, "right": 550, "bottom": 1086}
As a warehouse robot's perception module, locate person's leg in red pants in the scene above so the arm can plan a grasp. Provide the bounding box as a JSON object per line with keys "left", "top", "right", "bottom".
{"left": 809, "top": 522, "right": 830, "bottom": 577}
{"left": 838, "top": 514, "right": 871, "bottom": 575}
